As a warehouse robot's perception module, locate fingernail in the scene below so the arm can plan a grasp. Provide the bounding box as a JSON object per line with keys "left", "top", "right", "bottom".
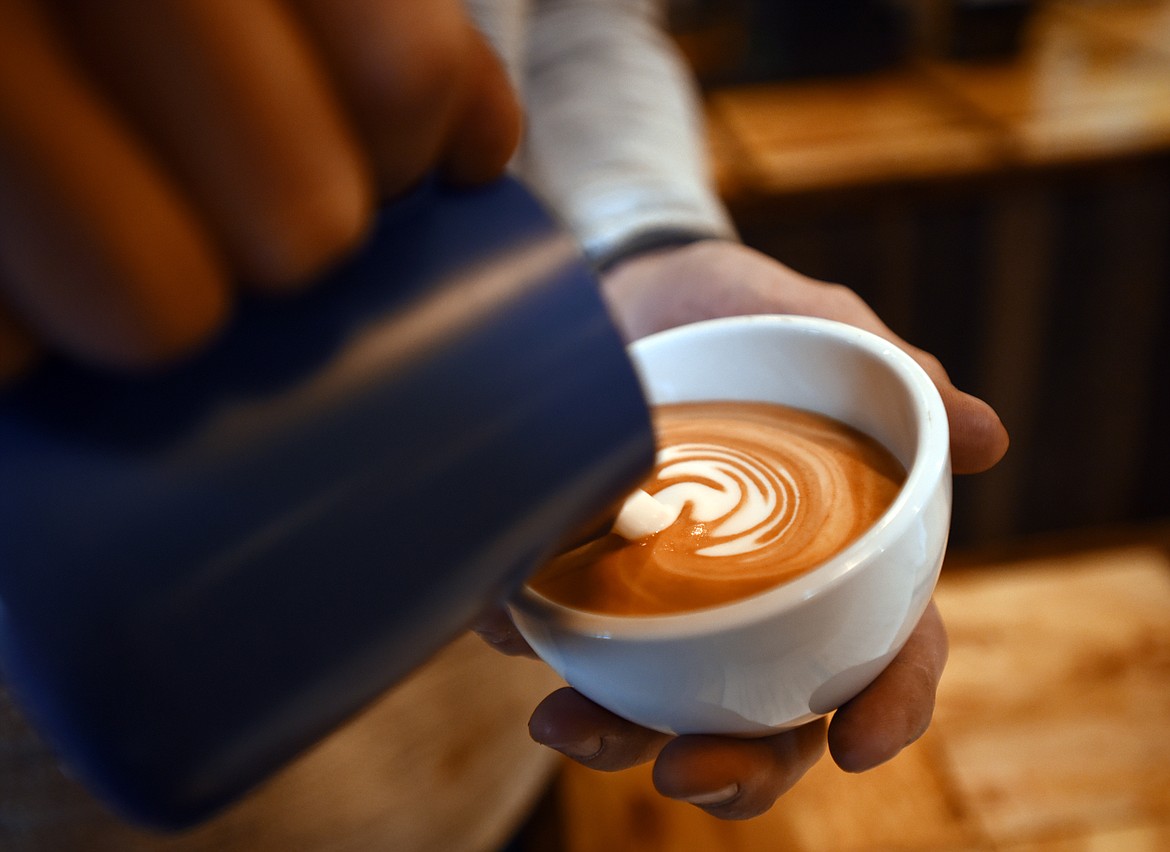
{"left": 476, "top": 629, "right": 511, "bottom": 646}
{"left": 474, "top": 628, "right": 530, "bottom": 656}
{"left": 680, "top": 783, "right": 740, "bottom": 807}
{"left": 549, "top": 736, "right": 603, "bottom": 761}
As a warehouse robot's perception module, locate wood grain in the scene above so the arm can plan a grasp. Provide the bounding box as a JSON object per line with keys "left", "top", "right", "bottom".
{"left": 707, "top": 72, "right": 1002, "bottom": 196}
{"left": 550, "top": 541, "right": 1170, "bottom": 850}
{"left": 705, "top": 0, "right": 1170, "bottom": 200}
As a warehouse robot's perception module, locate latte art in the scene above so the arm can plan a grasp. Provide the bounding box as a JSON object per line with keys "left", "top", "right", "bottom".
{"left": 652, "top": 441, "right": 799, "bottom": 558}
{"left": 529, "top": 401, "right": 906, "bottom": 616}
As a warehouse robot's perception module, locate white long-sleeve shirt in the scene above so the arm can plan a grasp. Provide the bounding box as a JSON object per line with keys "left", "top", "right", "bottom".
{"left": 467, "top": 0, "right": 737, "bottom": 267}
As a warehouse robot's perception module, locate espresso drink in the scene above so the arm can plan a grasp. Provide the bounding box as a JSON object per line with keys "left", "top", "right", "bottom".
{"left": 529, "top": 400, "right": 906, "bottom": 616}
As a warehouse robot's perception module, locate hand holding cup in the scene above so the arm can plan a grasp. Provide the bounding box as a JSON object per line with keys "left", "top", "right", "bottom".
{"left": 512, "top": 315, "right": 953, "bottom": 736}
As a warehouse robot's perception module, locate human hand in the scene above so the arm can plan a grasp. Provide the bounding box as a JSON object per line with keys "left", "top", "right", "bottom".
{"left": 600, "top": 239, "right": 1009, "bottom": 475}
{"left": 477, "top": 239, "right": 1007, "bottom": 819}
{"left": 0, "top": 0, "right": 520, "bottom": 381}
{"left": 475, "top": 598, "right": 947, "bottom": 820}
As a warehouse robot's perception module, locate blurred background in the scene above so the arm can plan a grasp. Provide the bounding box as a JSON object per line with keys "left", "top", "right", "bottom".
{"left": 517, "top": 2, "right": 1170, "bottom": 850}
{"left": 672, "top": 0, "right": 1170, "bottom": 552}
{"left": 3, "top": 3, "right": 1166, "bottom": 851}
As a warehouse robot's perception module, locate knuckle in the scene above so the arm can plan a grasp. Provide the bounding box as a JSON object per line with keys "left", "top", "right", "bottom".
{"left": 364, "top": 19, "right": 468, "bottom": 122}
{"left": 242, "top": 177, "right": 373, "bottom": 289}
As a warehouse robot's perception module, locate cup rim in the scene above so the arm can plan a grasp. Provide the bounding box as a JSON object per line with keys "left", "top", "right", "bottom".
{"left": 513, "top": 315, "right": 950, "bottom": 641}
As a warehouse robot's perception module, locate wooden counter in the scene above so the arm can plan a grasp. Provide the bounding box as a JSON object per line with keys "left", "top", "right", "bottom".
{"left": 705, "top": 0, "right": 1170, "bottom": 201}
{"left": 540, "top": 527, "right": 1170, "bottom": 850}
{"left": 695, "top": 0, "right": 1170, "bottom": 551}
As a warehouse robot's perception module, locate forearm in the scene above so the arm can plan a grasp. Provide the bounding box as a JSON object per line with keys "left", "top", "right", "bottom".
{"left": 518, "top": 0, "right": 736, "bottom": 268}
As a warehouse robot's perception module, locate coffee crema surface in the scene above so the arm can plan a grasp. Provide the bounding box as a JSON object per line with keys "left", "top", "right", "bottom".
{"left": 529, "top": 400, "right": 906, "bottom": 616}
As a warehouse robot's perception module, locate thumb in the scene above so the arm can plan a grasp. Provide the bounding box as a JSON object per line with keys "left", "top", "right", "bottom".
{"left": 899, "top": 343, "right": 1009, "bottom": 475}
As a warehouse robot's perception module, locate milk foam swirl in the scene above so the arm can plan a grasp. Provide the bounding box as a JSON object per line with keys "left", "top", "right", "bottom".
{"left": 529, "top": 401, "right": 906, "bottom": 616}
{"left": 652, "top": 442, "right": 798, "bottom": 557}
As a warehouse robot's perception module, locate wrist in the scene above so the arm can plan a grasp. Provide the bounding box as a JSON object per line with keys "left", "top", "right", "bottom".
{"left": 590, "top": 228, "right": 726, "bottom": 276}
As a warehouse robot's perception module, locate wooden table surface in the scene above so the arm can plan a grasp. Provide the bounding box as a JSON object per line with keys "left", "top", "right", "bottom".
{"left": 544, "top": 527, "right": 1170, "bottom": 851}
{"left": 704, "top": 0, "right": 1170, "bottom": 201}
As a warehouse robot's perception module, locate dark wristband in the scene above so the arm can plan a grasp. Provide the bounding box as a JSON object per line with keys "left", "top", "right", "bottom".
{"left": 590, "top": 228, "right": 722, "bottom": 275}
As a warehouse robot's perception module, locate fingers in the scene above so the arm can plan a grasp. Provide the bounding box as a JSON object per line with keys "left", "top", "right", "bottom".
{"left": 529, "top": 688, "right": 828, "bottom": 820}
{"left": 652, "top": 720, "right": 827, "bottom": 820}
{"left": 0, "top": 0, "right": 520, "bottom": 380}
{"left": 808, "top": 281, "right": 1010, "bottom": 476}
{"left": 894, "top": 343, "right": 1010, "bottom": 475}
{"left": 439, "top": 33, "right": 523, "bottom": 186}
{"left": 827, "top": 599, "right": 948, "bottom": 773}
{"left": 470, "top": 605, "right": 535, "bottom": 658}
{"left": 523, "top": 605, "right": 941, "bottom": 820}
{"left": 289, "top": 0, "right": 520, "bottom": 195}
{"left": 648, "top": 602, "right": 943, "bottom": 818}
{"left": 528, "top": 687, "right": 671, "bottom": 771}
{"left": 494, "top": 617, "right": 825, "bottom": 816}
{"left": 0, "top": 301, "right": 39, "bottom": 382}
{"left": 52, "top": 0, "right": 374, "bottom": 290}
{"left": 0, "top": 0, "right": 229, "bottom": 369}
{"left": 601, "top": 242, "right": 1010, "bottom": 476}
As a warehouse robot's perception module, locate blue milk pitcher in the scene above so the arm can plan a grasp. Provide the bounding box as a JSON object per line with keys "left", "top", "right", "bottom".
{"left": 0, "top": 177, "right": 654, "bottom": 828}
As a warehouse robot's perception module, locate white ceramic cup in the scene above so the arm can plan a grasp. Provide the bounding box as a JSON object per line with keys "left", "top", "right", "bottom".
{"left": 510, "top": 315, "right": 952, "bottom": 736}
